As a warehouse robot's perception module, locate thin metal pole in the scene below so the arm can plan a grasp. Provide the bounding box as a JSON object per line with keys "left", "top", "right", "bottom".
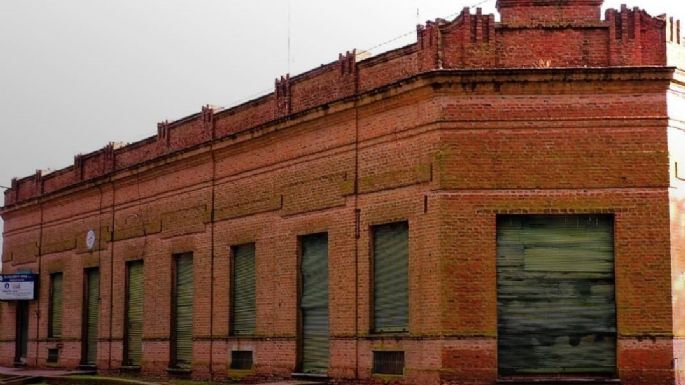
{"left": 287, "top": 0, "right": 291, "bottom": 74}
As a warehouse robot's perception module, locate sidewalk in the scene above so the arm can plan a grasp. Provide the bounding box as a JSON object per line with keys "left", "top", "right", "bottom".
{"left": 0, "top": 366, "right": 94, "bottom": 378}
{"left": 0, "top": 367, "right": 325, "bottom": 385}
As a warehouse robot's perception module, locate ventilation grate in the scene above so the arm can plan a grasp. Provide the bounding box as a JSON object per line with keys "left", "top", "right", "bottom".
{"left": 47, "top": 348, "right": 59, "bottom": 363}
{"left": 373, "top": 351, "right": 404, "bottom": 375}
{"left": 230, "top": 350, "right": 253, "bottom": 370}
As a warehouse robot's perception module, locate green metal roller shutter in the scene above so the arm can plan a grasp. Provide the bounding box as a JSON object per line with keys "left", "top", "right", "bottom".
{"left": 126, "top": 261, "right": 144, "bottom": 366}
{"left": 373, "top": 222, "right": 409, "bottom": 333}
{"left": 174, "top": 254, "right": 194, "bottom": 369}
{"left": 300, "top": 233, "right": 329, "bottom": 373}
{"left": 497, "top": 215, "right": 616, "bottom": 375}
{"left": 232, "top": 244, "right": 256, "bottom": 336}
{"left": 49, "top": 273, "right": 63, "bottom": 338}
{"left": 85, "top": 269, "right": 100, "bottom": 365}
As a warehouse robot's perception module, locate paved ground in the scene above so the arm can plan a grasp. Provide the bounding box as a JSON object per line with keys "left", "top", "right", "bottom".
{"left": 0, "top": 366, "right": 324, "bottom": 385}
{"left": 0, "top": 366, "right": 94, "bottom": 378}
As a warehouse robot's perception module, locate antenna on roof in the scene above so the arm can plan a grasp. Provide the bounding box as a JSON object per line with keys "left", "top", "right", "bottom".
{"left": 288, "top": 0, "right": 292, "bottom": 74}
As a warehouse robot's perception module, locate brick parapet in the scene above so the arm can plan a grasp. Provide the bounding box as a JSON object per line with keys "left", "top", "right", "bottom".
{"left": 2, "top": 3, "right": 682, "bottom": 208}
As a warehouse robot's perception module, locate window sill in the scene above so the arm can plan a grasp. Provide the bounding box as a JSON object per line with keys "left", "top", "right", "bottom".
{"left": 372, "top": 373, "right": 404, "bottom": 380}
{"left": 365, "top": 332, "right": 410, "bottom": 339}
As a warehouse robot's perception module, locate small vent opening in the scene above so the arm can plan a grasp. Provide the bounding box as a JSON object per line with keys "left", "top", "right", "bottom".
{"left": 47, "top": 348, "right": 59, "bottom": 363}
{"left": 230, "top": 350, "right": 253, "bottom": 370}
{"left": 373, "top": 351, "right": 404, "bottom": 375}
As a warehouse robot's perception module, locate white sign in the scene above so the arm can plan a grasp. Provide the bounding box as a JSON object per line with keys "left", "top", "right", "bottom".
{"left": 0, "top": 274, "right": 37, "bottom": 301}
{"left": 86, "top": 229, "right": 96, "bottom": 250}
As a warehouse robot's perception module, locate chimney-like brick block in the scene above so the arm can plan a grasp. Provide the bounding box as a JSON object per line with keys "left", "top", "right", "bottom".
{"left": 73, "top": 154, "right": 85, "bottom": 181}
{"left": 497, "top": 0, "right": 603, "bottom": 26}
{"left": 442, "top": 8, "right": 497, "bottom": 68}
{"left": 201, "top": 105, "right": 215, "bottom": 135}
{"left": 103, "top": 143, "right": 115, "bottom": 174}
{"left": 608, "top": 6, "right": 666, "bottom": 66}
{"left": 157, "top": 120, "right": 170, "bottom": 150}
{"left": 33, "top": 170, "right": 43, "bottom": 196}
{"left": 417, "top": 19, "right": 443, "bottom": 71}
{"left": 275, "top": 74, "right": 291, "bottom": 118}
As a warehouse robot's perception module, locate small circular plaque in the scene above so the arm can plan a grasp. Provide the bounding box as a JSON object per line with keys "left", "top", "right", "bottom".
{"left": 86, "top": 230, "right": 96, "bottom": 250}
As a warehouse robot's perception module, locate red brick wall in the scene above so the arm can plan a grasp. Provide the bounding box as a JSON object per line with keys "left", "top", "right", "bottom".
{"left": 1, "top": 2, "right": 683, "bottom": 384}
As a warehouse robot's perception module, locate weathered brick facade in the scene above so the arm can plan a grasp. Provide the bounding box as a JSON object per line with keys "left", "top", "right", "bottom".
{"left": 2, "top": 0, "right": 685, "bottom": 384}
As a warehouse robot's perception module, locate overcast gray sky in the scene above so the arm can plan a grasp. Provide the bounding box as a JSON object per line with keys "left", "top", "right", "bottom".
{"left": 1, "top": 0, "right": 684, "bottom": 254}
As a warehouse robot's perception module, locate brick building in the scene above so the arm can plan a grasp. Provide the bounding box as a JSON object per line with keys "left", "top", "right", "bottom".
{"left": 2, "top": 0, "right": 685, "bottom": 384}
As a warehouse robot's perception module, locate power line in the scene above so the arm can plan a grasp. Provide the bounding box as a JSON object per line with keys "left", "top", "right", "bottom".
{"left": 364, "top": 0, "right": 495, "bottom": 53}
{"left": 224, "top": 0, "right": 496, "bottom": 111}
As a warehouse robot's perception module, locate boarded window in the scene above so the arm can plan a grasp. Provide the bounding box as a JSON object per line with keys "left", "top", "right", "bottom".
{"left": 232, "top": 243, "right": 256, "bottom": 336}
{"left": 497, "top": 215, "right": 616, "bottom": 375}
{"left": 49, "top": 273, "right": 63, "bottom": 338}
{"left": 125, "top": 261, "right": 144, "bottom": 366}
{"left": 173, "top": 253, "right": 193, "bottom": 369}
{"left": 300, "top": 233, "right": 329, "bottom": 373}
{"left": 372, "top": 222, "right": 409, "bottom": 333}
{"left": 84, "top": 268, "right": 99, "bottom": 365}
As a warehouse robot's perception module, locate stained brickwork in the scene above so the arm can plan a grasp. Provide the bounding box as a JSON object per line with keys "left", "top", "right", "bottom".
{"left": 2, "top": 1, "right": 685, "bottom": 384}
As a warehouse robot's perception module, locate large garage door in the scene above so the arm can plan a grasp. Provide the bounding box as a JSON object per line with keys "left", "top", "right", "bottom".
{"left": 497, "top": 215, "right": 616, "bottom": 375}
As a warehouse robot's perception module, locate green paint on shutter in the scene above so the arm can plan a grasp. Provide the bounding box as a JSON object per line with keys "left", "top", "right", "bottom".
{"left": 373, "top": 222, "right": 409, "bottom": 333}
{"left": 174, "top": 254, "right": 194, "bottom": 369}
{"left": 85, "top": 269, "right": 100, "bottom": 365}
{"left": 50, "top": 273, "right": 63, "bottom": 338}
{"left": 497, "top": 215, "right": 616, "bottom": 375}
{"left": 126, "top": 261, "right": 144, "bottom": 366}
{"left": 232, "top": 244, "right": 256, "bottom": 336}
{"left": 300, "top": 233, "right": 329, "bottom": 374}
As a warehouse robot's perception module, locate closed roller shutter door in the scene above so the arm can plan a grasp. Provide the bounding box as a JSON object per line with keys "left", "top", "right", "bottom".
{"left": 497, "top": 215, "right": 616, "bottom": 375}
{"left": 126, "top": 261, "right": 144, "bottom": 366}
{"left": 86, "top": 269, "right": 100, "bottom": 365}
{"left": 373, "top": 222, "right": 409, "bottom": 333}
{"left": 232, "top": 244, "right": 256, "bottom": 336}
{"left": 175, "top": 254, "right": 194, "bottom": 369}
{"left": 50, "top": 273, "right": 63, "bottom": 338}
{"left": 300, "top": 233, "right": 329, "bottom": 373}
